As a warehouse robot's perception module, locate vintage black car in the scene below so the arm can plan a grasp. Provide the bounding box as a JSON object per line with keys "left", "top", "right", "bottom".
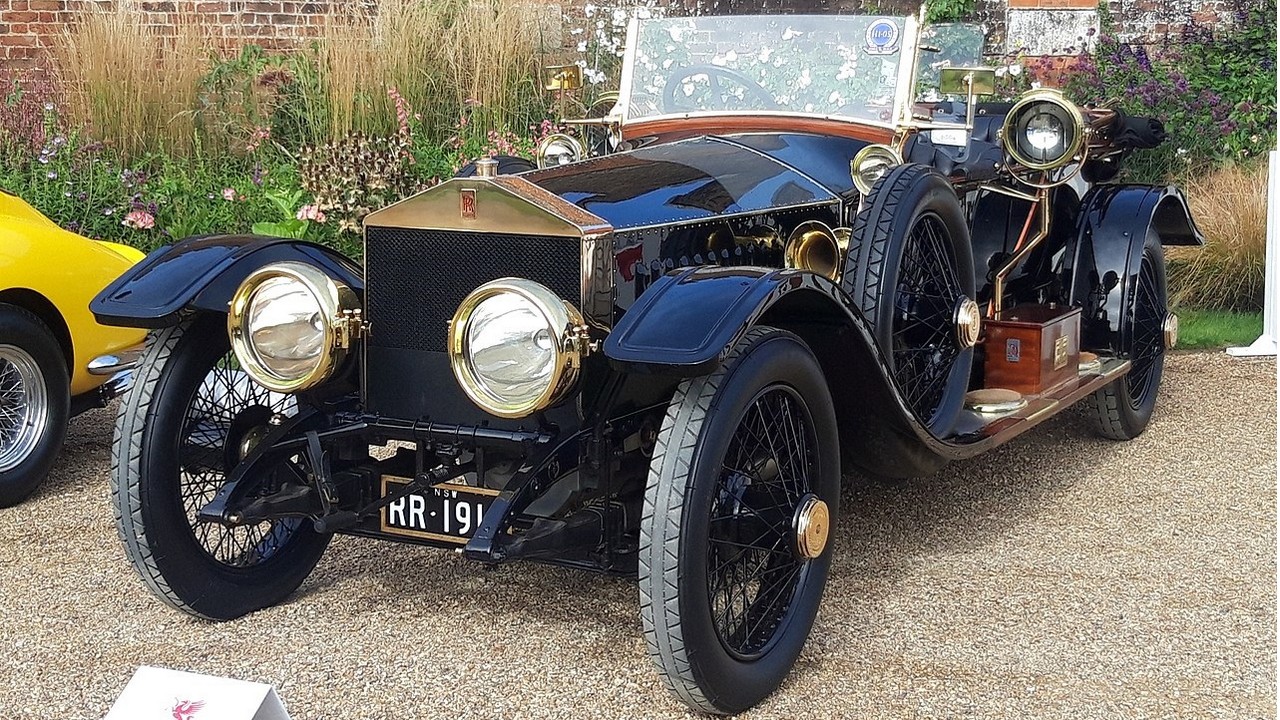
{"left": 91, "top": 12, "right": 1202, "bottom": 714}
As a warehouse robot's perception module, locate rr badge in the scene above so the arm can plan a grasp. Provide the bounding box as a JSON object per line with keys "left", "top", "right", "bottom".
{"left": 460, "top": 188, "right": 477, "bottom": 219}
{"left": 1005, "top": 338, "right": 1021, "bottom": 363}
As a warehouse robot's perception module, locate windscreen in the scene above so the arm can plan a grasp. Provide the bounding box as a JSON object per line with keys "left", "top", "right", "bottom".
{"left": 623, "top": 15, "right": 910, "bottom": 124}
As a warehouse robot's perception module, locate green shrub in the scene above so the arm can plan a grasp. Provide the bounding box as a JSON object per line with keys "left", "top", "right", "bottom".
{"left": 1057, "top": 0, "right": 1276, "bottom": 181}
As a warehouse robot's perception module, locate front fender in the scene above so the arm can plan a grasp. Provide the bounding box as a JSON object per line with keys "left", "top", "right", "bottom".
{"left": 90, "top": 235, "right": 363, "bottom": 328}
{"left": 1064, "top": 185, "right": 1203, "bottom": 353}
{"left": 604, "top": 266, "right": 957, "bottom": 476}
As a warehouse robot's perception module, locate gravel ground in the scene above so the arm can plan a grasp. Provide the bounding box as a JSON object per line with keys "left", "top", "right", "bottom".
{"left": 0, "top": 352, "right": 1274, "bottom": 719}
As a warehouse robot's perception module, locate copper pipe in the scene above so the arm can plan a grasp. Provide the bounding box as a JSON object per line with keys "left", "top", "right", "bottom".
{"left": 989, "top": 189, "right": 1051, "bottom": 318}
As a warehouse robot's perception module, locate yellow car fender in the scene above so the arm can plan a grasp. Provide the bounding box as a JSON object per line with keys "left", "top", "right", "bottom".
{"left": 0, "top": 191, "right": 147, "bottom": 397}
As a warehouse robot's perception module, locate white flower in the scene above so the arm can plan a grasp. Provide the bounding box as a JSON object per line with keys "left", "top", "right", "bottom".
{"left": 782, "top": 27, "right": 802, "bottom": 40}
{"left": 683, "top": 82, "right": 695, "bottom": 97}
{"left": 662, "top": 58, "right": 673, "bottom": 69}
{"left": 724, "top": 50, "right": 737, "bottom": 62}
{"left": 1008, "top": 63, "right": 1023, "bottom": 76}
{"left": 668, "top": 25, "right": 685, "bottom": 42}
{"left": 577, "top": 40, "right": 588, "bottom": 52}
{"left": 758, "top": 47, "right": 773, "bottom": 63}
{"left": 584, "top": 3, "right": 596, "bottom": 17}
{"left": 584, "top": 67, "right": 607, "bottom": 85}
{"left": 712, "top": 55, "right": 727, "bottom": 67}
{"left": 797, "top": 68, "right": 812, "bottom": 89}
{"left": 1030, "top": 80, "right": 1042, "bottom": 89}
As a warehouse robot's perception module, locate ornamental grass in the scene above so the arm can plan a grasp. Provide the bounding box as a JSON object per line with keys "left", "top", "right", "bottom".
{"left": 50, "top": 0, "right": 210, "bottom": 158}
{"left": 1168, "top": 162, "right": 1269, "bottom": 312}
{"left": 308, "top": 0, "right": 552, "bottom": 145}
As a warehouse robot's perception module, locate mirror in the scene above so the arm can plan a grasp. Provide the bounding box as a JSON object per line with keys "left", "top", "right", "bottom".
{"left": 544, "top": 64, "right": 583, "bottom": 92}
{"left": 939, "top": 67, "right": 997, "bottom": 96}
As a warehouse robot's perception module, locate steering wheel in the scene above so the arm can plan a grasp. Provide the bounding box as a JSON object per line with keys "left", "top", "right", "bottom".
{"left": 662, "top": 64, "right": 779, "bottom": 114}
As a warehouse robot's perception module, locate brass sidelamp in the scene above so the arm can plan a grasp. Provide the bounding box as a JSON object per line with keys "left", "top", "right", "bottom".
{"left": 784, "top": 220, "right": 852, "bottom": 282}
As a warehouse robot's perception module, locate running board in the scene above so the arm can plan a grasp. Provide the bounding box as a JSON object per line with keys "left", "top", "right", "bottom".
{"left": 949, "top": 357, "right": 1131, "bottom": 451}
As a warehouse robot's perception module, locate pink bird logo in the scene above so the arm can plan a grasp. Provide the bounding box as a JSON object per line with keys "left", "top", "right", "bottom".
{"left": 171, "top": 699, "right": 205, "bottom": 720}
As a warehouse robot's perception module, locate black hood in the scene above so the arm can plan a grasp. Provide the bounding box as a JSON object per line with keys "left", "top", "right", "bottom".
{"left": 524, "top": 134, "right": 868, "bottom": 230}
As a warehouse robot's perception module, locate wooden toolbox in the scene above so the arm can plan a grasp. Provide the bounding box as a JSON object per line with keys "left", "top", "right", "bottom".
{"left": 983, "top": 304, "right": 1082, "bottom": 395}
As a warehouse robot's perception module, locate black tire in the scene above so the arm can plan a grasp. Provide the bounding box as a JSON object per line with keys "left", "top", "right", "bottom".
{"left": 454, "top": 154, "right": 536, "bottom": 177}
{"left": 112, "top": 315, "right": 329, "bottom": 620}
{"left": 640, "top": 327, "right": 840, "bottom": 714}
{"left": 1088, "top": 232, "right": 1167, "bottom": 439}
{"left": 845, "top": 163, "right": 976, "bottom": 436}
{"left": 0, "top": 304, "right": 70, "bottom": 507}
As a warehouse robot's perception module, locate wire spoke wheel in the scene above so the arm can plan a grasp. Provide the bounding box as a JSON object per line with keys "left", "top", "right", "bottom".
{"left": 178, "top": 353, "right": 303, "bottom": 568}
{"left": 846, "top": 164, "right": 976, "bottom": 438}
{"left": 890, "top": 213, "right": 964, "bottom": 423}
{"left": 0, "top": 345, "right": 47, "bottom": 473}
{"left": 114, "top": 317, "right": 329, "bottom": 620}
{"left": 1088, "top": 236, "right": 1168, "bottom": 440}
{"left": 1125, "top": 254, "right": 1165, "bottom": 408}
{"left": 707, "top": 385, "right": 815, "bottom": 660}
{"left": 640, "top": 328, "right": 839, "bottom": 714}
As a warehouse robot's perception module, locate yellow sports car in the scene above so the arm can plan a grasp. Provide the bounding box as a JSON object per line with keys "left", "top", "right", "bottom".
{"left": 0, "top": 188, "right": 146, "bottom": 505}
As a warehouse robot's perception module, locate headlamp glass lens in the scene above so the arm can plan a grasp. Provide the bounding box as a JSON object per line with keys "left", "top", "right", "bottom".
{"left": 465, "top": 293, "right": 557, "bottom": 407}
{"left": 245, "top": 275, "right": 325, "bottom": 380}
{"left": 1025, "top": 112, "right": 1065, "bottom": 154}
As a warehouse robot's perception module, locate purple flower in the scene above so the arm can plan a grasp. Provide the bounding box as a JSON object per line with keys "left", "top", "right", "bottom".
{"left": 251, "top": 163, "right": 264, "bottom": 187}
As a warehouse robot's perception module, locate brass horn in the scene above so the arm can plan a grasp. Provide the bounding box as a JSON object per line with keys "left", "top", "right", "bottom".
{"left": 785, "top": 220, "right": 851, "bottom": 281}
{"left": 705, "top": 225, "right": 782, "bottom": 257}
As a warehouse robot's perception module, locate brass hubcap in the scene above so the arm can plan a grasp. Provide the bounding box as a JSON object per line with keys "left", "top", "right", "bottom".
{"left": 954, "top": 297, "right": 982, "bottom": 349}
{"left": 793, "top": 494, "right": 830, "bottom": 560}
{"left": 1163, "top": 312, "right": 1179, "bottom": 350}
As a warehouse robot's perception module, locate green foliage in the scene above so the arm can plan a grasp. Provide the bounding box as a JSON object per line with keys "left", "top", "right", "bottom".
{"left": 1058, "top": 0, "right": 1276, "bottom": 181}
{"left": 1173, "top": 307, "right": 1263, "bottom": 349}
{"left": 924, "top": 0, "right": 976, "bottom": 24}
{"left": 250, "top": 188, "right": 309, "bottom": 239}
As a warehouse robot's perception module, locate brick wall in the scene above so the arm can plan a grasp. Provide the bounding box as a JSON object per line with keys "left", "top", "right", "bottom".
{"left": 0, "top": 0, "right": 380, "bottom": 70}
{"left": 0, "top": 0, "right": 1245, "bottom": 71}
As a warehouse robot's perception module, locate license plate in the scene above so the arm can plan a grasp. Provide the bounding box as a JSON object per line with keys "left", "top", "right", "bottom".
{"left": 379, "top": 476, "right": 498, "bottom": 544}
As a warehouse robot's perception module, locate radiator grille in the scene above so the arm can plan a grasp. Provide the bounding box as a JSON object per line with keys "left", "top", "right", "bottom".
{"left": 364, "top": 226, "right": 582, "bottom": 353}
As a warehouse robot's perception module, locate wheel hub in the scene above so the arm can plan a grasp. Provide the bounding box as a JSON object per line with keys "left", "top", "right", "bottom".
{"left": 238, "top": 424, "right": 271, "bottom": 461}
{"left": 792, "top": 494, "right": 830, "bottom": 560}
{"left": 1163, "top": 312, "right": 1179, "bottom": 350}
{"left": 0, "top": 344, "right": 48, "bottom": 473}
{"left": 953, "top": 297, "right": 982, "bottom": 349}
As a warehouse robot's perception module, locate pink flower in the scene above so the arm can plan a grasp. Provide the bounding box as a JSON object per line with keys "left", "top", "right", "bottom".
{"left": 296, "top": 204, "right": 326, "bottom": 223}
{"left": 122, "top": 210, "right": 155, "bottom": 230}
{"left": 245, "top": 126, "right": 271, "bottom": 152}
{"left": 221, "top": 187, "right": 236, "bottom": 201}
{"left": 387, "top": 85, "right": 412, "bottom": 139}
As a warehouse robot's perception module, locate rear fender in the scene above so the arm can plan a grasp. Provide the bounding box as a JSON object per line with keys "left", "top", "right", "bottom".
{"left": 1063, "top": 185, "right": 1203, "bottom": 354}
{"left": 603, "top": 267, "right": 948, "bottom": 476}
{"left": 90, "top": 235, "right": 363, "bottom": 328}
